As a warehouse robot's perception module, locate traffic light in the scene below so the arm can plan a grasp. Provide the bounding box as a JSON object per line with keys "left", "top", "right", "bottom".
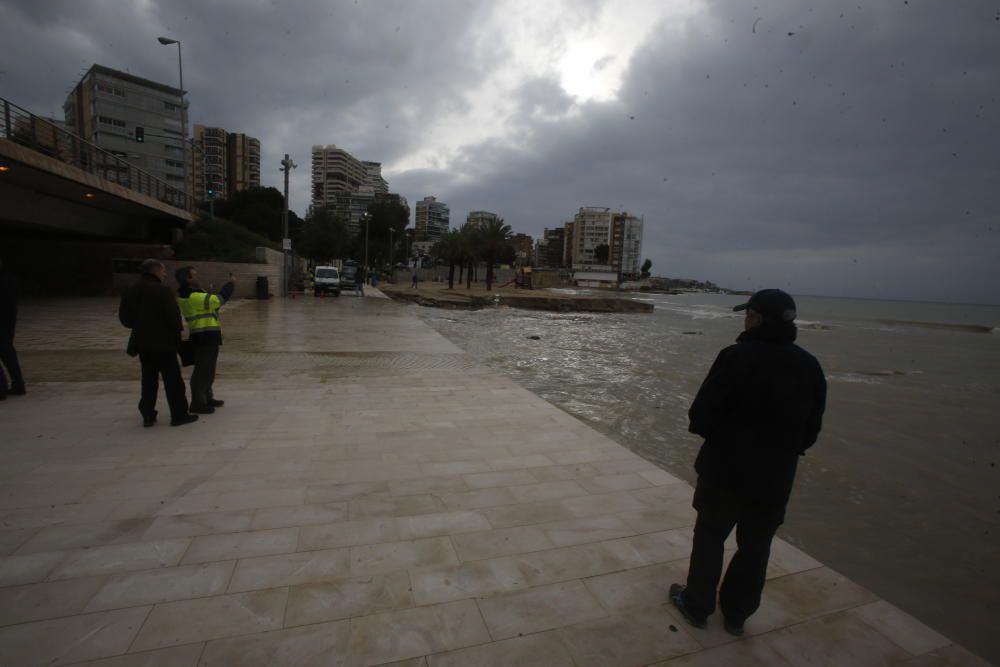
{"left": 135, "top": 126, "right": 144, "bottom": 143}
{"left": 207, "top": 186, "right": 214, "bottom": 198}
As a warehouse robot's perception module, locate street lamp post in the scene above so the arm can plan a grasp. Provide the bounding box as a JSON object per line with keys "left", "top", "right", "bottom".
{"left": 389, "top": 227, "right": 395, "bottom": 277}
{"left": 280, "top": 154, "right": 297, "bottom": 296}
{"left": 362, "top": 212, "right": 371, "bottom": 274}
{"left": 157, "top": 37, "right": 187, "bottom": 208}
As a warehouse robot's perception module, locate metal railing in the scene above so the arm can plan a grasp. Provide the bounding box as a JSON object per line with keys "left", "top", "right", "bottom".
{"left": 1, "top": 96, "right": 193, "bottom": 212}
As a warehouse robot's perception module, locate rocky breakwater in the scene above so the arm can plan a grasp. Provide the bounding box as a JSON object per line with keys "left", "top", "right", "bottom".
{"left": 381, "top": 284, "right": 653, "bottom": 313}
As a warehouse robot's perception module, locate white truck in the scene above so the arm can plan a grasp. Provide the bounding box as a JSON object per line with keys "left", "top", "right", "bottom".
{"left": 313, "top": 265, "right": 342, "bottom": 297}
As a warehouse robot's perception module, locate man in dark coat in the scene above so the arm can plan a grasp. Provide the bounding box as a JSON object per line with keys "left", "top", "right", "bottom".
{"left": 670, "top": 289, "right": 826, "bottom": 636}
{"left": 118, "top": 259, "right": 197, "bottom": 427}
{"left": 0, "top": 257, "right": 26, "bottom": 400}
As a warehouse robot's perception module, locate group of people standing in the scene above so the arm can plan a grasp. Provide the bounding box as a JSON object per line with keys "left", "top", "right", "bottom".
{"left": 118, "top": 259, "right": 232, "bottom": 427}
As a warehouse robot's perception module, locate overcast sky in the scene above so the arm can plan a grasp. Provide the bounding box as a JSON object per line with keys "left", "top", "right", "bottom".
{"left": 2, "top": 0, "right": 998, "bottom": 303}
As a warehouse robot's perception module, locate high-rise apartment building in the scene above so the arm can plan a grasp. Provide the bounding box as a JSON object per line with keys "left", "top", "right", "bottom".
{"left": 192, "top": 125, "right": 227, "bottom": 200}
{"left": 363, "top": 161, "right": 389, "bottom": 194}
{"left": 311, "top": 145, "right": 405, "bottom": 235}
{"left": 535, "top": 227, "right": 565, "bottom": 268}
{"left": 228, "top": 132, "right": 261, "bottom": 194}
{"left": 192, "top": 126, "right": 261, "bottom": 202}
{"left": 566, "top": 207, "right": 643, "bottom": 276}
{"left": 414, "top": 196, "right": 450, "bottom": 241}
{"left": 611, "top": 212, "right": 644, "bottom": 277}
{"left": 311, "top": 144, "right": 368, "bottom": 209}
{"left": 465, "top": 210, "right": 499, "bottom": 229}
{"left": 510, "top": 233, "right": 534, "bottom": 264}
{"left": 63, "top": 64, "right": 187, "bottom": 190}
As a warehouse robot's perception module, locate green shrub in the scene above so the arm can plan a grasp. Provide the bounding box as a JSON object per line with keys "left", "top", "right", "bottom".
{"left": 172, "top": 215, "right": 278, "bottom": 263}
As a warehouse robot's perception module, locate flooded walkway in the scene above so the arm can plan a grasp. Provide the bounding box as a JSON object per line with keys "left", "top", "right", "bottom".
{"left": 0, "top": 296, "right": 989, "bottom": 666}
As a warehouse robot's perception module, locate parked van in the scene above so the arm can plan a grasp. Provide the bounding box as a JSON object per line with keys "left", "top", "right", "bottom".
{"left": 313, "top": 266, "right": 342, "bottom": 296}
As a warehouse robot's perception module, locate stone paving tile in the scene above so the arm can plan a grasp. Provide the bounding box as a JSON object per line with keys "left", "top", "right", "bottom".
{"left": 0, "top": 606, "right": 151, "bottom": 667}
{"left": 426, "top": 630, "right": 575, "bottom": 667}
{"left": 158, "top": 488, "right": 305, "bottom": 516}
{"left": 140, "top": 509, "right": 254, "bottom": 541}
{"left": 249, "top": 502, "right": 349, "bottom": 530}
{"left": 130, "top": 588, "right": 287, "bottom": 652}
{"left": 583, "top": 561, "right": 688, "bottom": 613}
{"left": 298, "top": 517, "right": 401, "bottom": 551}
{"left": 762, "top": 611, "right": 911, "bottom": 666}
{"left": 464, "top": 470, "right": 545, "bottom": 489}
{"left": 577, "top": 472, "right": 653, "bottom": 494}
{"left": 0, "top": 576, "right": 107, "bottom": 626}
{"left": 0, "top": 527, "right": 37, "bottom": 556}
{"left": 439, "top": 487, "right": 517, "bottom": 511}
{"left": 649, "top": 636, "right": 792, "bottom": 666}
{"left": 284, "top": 571, "right": 413, "bottom": 627}
{"left": 477, "top": 579, "right": 608, "bottom": 640}
{"left": 450, "top": 525, "right": 555, "bottom": 562}
{"left": 197, "top": 619, "right": 350, "bottom": 666}
{"left": 850, "top": 600, "right": 952, "bottom": 656}
{"left": 349, "top": 494, "right": 447, "bottom": 521}
{"left": 0, "top": 550, "right": 67, "bottom": 586}
{"left": 349, "top": 536, "right": 459, "bottom": 576}
{"left": 396, "top": 510, "right": 491, "bottom": 540}
{"left": 898, "top": 644, "right": 994, "bottom": 666}
{"left": 557, "top": 604, "right": 702, "bottom": 667}
{"left": 228, "top": 547, "right": 350, "bottom": 592}
{"left": 540, "top": 515, "right": 638, "bottom": 548}
{"left": 84, "top": 561, "right": 234, "bottom": 612}
{"left": 507, "top": 480, "right": 590, "bottom": 504}
{"left": 181, "top": 527, "right": 299, "bottom": 565}
{"left": 50, "top": 538, "right": 190, "bottom": 580}
{"left": 388, "top": 475, "right": 470, "bottom": 497}
{"left": 16, "top": 517, "right": 153, "bottom": 554}
{"left": 68, "top": 644, "right": 205, "bottom": 667}
{"left": 306, "top": 481, "right": 390, "bottom": 503}
{"left": 486, "top": 453, "right": 557, "bottom": 471}
{"left": 409, "top": 555, "right": 528, "bottom": 606}
{"left": 348, "top": 600, "right": 491, "bottom": 667}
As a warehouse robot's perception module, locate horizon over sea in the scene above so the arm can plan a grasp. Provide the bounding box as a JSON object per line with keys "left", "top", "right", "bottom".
{"left": 415, "top": 289, "right": 1000, "bottom": 663}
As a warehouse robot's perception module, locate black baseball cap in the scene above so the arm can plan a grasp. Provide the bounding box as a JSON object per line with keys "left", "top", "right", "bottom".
{"left": 733, "top": 289, "right": 797, "bottom": 322}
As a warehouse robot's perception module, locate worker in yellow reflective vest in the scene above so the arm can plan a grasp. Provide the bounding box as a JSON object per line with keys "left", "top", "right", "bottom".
{"left": 175, "top": 267, "right": 234, "bottom": 414}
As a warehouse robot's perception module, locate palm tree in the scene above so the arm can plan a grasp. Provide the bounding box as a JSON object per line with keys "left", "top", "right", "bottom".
{"left": 433, "top": 230, "right": 463, "bottom": 289}
{"left": 478, "top": 217, "right": 512, "bottom": 291}
{"left": 459, "top": 222, "right": 480, "bottom": 289}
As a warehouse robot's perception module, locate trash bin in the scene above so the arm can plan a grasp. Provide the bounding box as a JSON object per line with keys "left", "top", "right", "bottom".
{"left": 255, "top": 275, "right": 269, "bottom": 300}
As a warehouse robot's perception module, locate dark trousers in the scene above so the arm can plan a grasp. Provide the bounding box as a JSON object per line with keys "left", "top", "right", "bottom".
{"left": 189, "top": 342, "right": 219, "bottom": 409}
{"left": 138, "top": 350, "right": 188, "bottom": 420}
{"left": 0, "top": 331, "right": 25, "bottom": 394}
{"left": 683, "top": 477, "right": 784, "bottom": 624}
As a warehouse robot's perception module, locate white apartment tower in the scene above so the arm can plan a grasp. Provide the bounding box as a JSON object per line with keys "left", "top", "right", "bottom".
{"left": 311, "top": 144, "right": 368, "bottom": 210}
{"left": 415, "top": 196, "right": 450, "bottom": 241}
{"left": 568, "top": 206, "right": 644, "bottom": 277}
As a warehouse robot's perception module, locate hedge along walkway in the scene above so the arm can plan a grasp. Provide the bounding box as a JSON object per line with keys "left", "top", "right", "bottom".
{"left": 0, "top": 296, "right": 990, "bottom": 667}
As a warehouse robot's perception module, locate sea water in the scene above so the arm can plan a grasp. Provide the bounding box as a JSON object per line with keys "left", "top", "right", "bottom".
{"left": 416, "top": 291, "right": 1000, "bottom": 662}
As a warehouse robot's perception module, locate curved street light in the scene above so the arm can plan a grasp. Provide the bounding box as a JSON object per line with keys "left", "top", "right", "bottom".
{"left": 157, "top": 36, "right": 187, "bottom": 204}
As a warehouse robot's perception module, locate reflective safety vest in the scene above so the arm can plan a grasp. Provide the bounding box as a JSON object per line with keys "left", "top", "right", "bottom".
{"left": 178, "top": 290, "right": 222, "bottom": 334}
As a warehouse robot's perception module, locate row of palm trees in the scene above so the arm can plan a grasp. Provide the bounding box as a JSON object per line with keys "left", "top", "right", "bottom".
{"left": 431, "top": 218, "right": 513, "bottom": 291}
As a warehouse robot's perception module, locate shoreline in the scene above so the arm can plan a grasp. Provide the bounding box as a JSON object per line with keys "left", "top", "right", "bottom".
{"left": 380, "top": 283, "right": 654, "bottom": 313}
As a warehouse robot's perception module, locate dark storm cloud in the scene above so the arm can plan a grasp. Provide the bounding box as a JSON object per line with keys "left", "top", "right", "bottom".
{"left": 397, "top": 1, "right": 1000, "bottom": 302}
{"left": 2, "top": 0, "right": 998, "bottom": 302}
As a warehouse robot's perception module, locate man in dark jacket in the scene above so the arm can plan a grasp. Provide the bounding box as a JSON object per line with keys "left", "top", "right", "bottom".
{"left": 0, "top": 258, "right": 26, "bottom": 400}
{"left": 118, "top": 259, "right": 197, "bottom": 427}
{"left": 175, "top": 267, "right": 233, "bottom": 414}
{"left": 670, "top": 289, "right": 826, "bottom": 636}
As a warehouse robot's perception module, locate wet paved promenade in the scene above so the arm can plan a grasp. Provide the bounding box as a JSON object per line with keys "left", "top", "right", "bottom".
{"left": 0, "top": 295, "right": 990, "bottom": 666}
